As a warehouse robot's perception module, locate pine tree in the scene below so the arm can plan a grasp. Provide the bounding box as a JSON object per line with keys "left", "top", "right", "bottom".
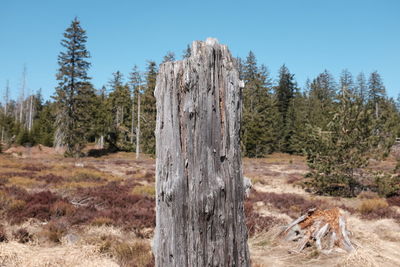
{"left": 162, "top": 51, "right": 175, "bottom": 63}
{"left": 241, "top": 52, "right": 280, "bottom": 157}
{"left": 107, "top": 71, "right": 132, "bottom": 150}
{"left": 182, "top": 44, "right": 191, "bottom": 59}
{"left": 54, "top": 17, "right": 94, "bottom": 157}
{"left": 355, "top": 72, "right": 367, "bottom": 103}
{"left": 91, "top": 86, "right": 110, "bottom": 150}
{"left": 275, "top": 65, "right": 297, "bottom": 152}
{"left": 32, "top": 101, "right": 56, "bottom": 146}
{"left": 306, "top": 70, "right": 391, "bottom": 197}
{"left": 141, "top": 61, "right": 157, "bottom": 155}
{"left": 368, "top": 71, "right": 386, "bottom": 119}
{"left": 307, "top": 70, "right": 336, "bottom": 131}
{"left": 285, "top": 92, "right": 309, "bottom": 154}
{"left": 129, "top": 65, "right": 142, "bottom": 146}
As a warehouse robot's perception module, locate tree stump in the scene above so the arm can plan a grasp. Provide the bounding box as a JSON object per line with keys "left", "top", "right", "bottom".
{"left": 154, "top": 38, "right": 250, "bottom": 267}
{"left": 280, "top": 207, "right": 355, "bottom": 254}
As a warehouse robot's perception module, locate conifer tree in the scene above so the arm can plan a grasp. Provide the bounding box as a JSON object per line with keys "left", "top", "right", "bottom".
{"left": 54, "top": 17, "right": 94, "bottom": 157}
{"left": 355, "top": 72, "right": 367, "bottom": 103}
{"left": 107, "top": 71, "right": 132, "bottom": 150}
{"left": 275, "top": 65, "right": 297, "bottom": 152}
{"left": 162, "top": 51, "right": 175, "bottom": 63}
{"left": 306, "top": 70, "right": 392, "bottom": 197}
{"left": 241, "top": 52, "right": 280, "bottom": 157}
{"left": 285, "top": 92, "right": 309, "bottom": 154}
{"left": 182, "top": 44, "right": 191, "bottom": 59}
{"left": 368, "top": 71, "right": 386, "bottom": 119}
{"left": 129, "top": 65, "right": 141, "bottom": 146}
{"left": 307, "top": 70, "right": 336, "bottom": 130}
{"left": 141, "top": 61, "right": 157, "bottom": 154}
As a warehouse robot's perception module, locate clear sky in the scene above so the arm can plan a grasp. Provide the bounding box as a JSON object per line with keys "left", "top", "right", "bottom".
{"left": 1, "top": 0, "right": 399, "bottom": 100}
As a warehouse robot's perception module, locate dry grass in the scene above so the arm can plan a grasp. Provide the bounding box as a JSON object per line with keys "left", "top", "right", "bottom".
{"left": 359, "top": 198, "right": 389, "bottom": 214}
{"left": 112, "top": 240, "right": 154, "bottom": 267}
{"left": 1, "top": 148, "right": 400, "bottom": 266}
{"left": 131, "top": 185, "right": 155, "bottom": 197}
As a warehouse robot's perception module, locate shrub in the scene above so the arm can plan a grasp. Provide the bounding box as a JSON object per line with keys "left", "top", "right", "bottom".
{"left": 357, "top": 191, "right": 380, "bottom": 200}
{"left": 22, "top": 165, "right": 47, "bottom": 172}
{"left": 244, "top": 201, "right": 278, "bottom": 236}
{"left": 7, "top": 190, "right": 65, "bottom": 224}
{"left": 36, "top": 174, "right": 64, "bottom": 184}
{"left": 50, "top": 200, "right": 76, "bottom": 217}
{"left": 387, "top": 196, "right": 400, "bottom": 207}
{"left": 71, "top": 171, "right": 105, "bottom": 182}
{"left": 286, "top": 174, "right": 302, "bottom": 184}
{"left": 0, "top": 225, "right": 7, "bottom": 242}
{"left": 248, "top": 191, "right": 330, "bottom": 218}
{"left": 13, "top": 228, "right": 33, "bottom": 243}
{"left": 43, "top": 220, "right": 68, "bottom": 243}
{"left": 359, "top": 198, "right": 389, "bottom": 214}
{"left": 374, "top": 173, "right": 400, "bottom": 197}
{"left": 91, "top": 217, "right": 114, "bottom": 227}
{"left": 112, "top": 240, "right": 154, "bottom": 267}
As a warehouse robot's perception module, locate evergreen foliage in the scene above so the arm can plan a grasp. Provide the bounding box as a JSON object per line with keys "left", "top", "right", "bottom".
{"left": 0, "top": 31, "right": 399, "bottom": 199}
{"left": 241, "top": 52, "right": 280, "bottom": 157}
{"left": 275, "top": 65, "right": 297, "bottom": 152}
{"left": 107, "top": 71, "right": 133, "bottom": 151}
{"left": 306, "top": 73, "right": 394, "bottom": 197}
{"left": 53, "top": 17, "right": 94, "bottom": 157}
{"left": 141, "top": 61, "right": 157, "bottom": 155}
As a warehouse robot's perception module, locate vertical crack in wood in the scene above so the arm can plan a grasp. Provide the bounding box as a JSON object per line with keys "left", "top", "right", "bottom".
{"left": 155, "top": 39, "right": 250, "bottom": 267}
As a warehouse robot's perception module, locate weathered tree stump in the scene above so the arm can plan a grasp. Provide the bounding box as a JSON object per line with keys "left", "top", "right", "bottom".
{"left": 280, "top": 207, "right": 355, "bottom": 254}
{"left": 154, "top": 38, "right": 250, "bottom": 266}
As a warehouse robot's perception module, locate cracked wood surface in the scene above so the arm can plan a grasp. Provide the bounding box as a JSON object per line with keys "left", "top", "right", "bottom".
{"left": 154, "top": 38, "right": 250, "bottom": 267}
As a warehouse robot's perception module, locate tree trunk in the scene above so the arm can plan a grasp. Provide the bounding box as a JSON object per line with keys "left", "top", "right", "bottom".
{"left": 154, "top": 38, "right": 250, "bottom": 267}
{"left": 136, "top": 92, "right": 141, "bottom": 159}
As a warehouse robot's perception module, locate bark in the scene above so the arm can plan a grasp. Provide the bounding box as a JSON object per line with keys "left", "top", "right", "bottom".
{"left": 155, "top": 38, "right": 250, "bottom": 267}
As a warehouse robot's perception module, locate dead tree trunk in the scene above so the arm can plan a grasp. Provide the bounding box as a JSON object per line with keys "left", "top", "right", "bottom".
{"left": 155, "top": 38, "right": 250, "bottom": 267}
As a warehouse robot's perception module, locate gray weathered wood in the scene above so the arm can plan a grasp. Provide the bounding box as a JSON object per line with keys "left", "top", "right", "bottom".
{"left": 154, "top": 38, "right": 250, "bottom": 267}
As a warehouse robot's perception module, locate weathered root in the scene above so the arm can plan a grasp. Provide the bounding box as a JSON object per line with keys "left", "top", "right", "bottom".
{"left": 280, "top": 207, "right": 354, "bottom": 254}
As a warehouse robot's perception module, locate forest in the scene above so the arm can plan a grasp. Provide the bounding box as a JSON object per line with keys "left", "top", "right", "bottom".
{"left": 1, "top": 18, "right": 399, "bottom": 198}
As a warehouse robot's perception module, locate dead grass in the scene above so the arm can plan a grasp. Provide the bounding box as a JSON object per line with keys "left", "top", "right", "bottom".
{"left": 359, "top": 198, "right": 389, "bottom": 214}
{"left": 131, "top": 185, "right": 155, "bottom": 197}
{"left": 1, "top": 148, "right": 400, "bottom": 266}
{"left": 112, "top": 240, "right": 154, "bottom": 267}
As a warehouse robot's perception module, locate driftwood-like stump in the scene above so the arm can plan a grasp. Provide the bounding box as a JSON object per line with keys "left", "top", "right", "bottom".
{"left": 154, "top": 38, "right": 250, "bottom": 266}
{"left": 280, "top": 208, "right": 355, "bottom": 254}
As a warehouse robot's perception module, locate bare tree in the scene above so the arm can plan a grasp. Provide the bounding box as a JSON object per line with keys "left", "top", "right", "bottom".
{"left": 154, "top": 38, "right": 250, "bottom": 266}
{"left": 18, "top": 65, "right": 27, "bottom": 124}
{"left": 136, "top": 89, "right": 141, "bottom": 159}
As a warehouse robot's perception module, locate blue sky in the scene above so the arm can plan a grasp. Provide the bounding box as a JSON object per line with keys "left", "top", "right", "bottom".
{"left": 0, "top": 0, "right": 399, "bottom": 100}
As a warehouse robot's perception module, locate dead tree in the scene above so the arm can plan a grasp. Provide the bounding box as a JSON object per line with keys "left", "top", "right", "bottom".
{"left": 154, "top": 38, "right": 250, "bottom": 266}
{"left": 280, "top": 207, "right": 355, "bottom": 254}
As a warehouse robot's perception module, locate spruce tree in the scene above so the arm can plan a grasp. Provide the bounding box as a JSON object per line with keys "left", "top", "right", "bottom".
{"left": 307, "top": 70, "right": 336, "bottom": 131}
{"left": 306, "top": 70, "right": 392, "bottom": 197}
{"left": 275, "top": 64, "right": 297, "bottom": 152}
{"left": 141, "top": 61, "right": 157, "bottom": 155}
{"left": 107, "top": 71, "right": 132, "bottom": 150}
{"left": 54, "top": 17, "right": 94, "bottom": 157}
{"left": 368, "top": 71, "right": 386, "bottom": 119}
{"left": 129, "top": 65, "right": 142, "bottom": 147}
{"left": 162, "top": 51, "right": 175, "bottom": 63}
{"left": 182, "top": 44, "right": 191, "bottom": 59}
{"left": 241, "top": 52, "right": 280, "bottom": 157}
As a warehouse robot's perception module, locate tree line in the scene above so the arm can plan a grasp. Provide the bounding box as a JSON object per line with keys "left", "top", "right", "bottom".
{"left": 1, "top": 18, "right": 399, "bottom": 196}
